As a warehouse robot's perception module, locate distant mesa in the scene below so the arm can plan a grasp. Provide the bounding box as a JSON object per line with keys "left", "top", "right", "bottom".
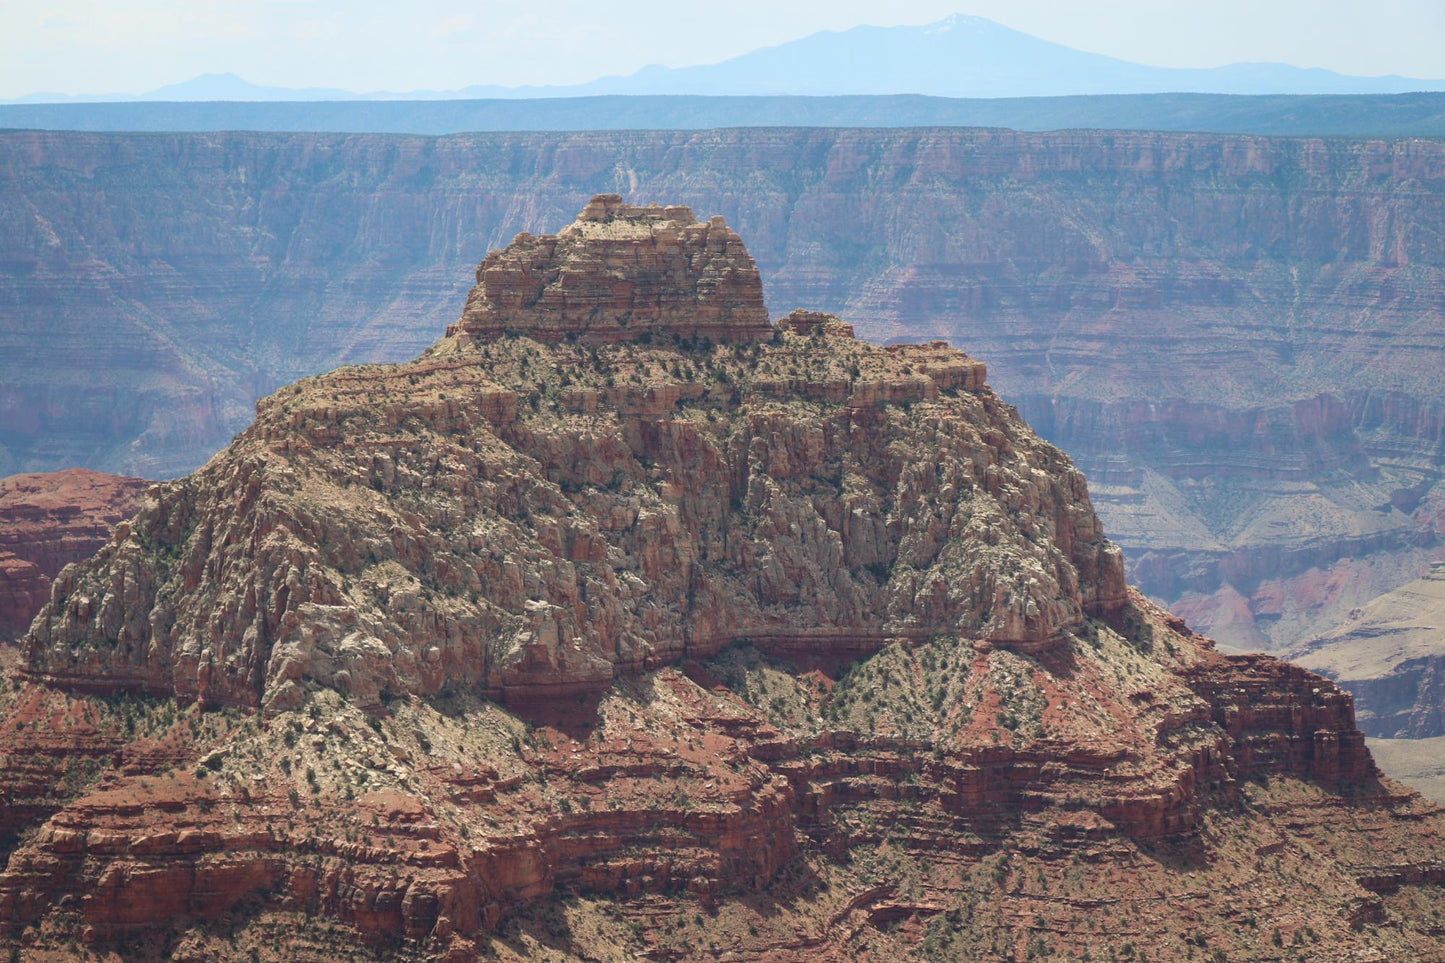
{"left": 450, "top": 195, "right": 775, "bottom": 345}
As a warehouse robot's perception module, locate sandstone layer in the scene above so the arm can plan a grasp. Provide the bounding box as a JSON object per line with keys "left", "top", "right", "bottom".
{"left": 0, "top": 469, "right": 150, "bottom": 642}
{"left": 2, "top": 128, "right": 1443, "bottom": 656}
{"left": 3, "top": 200, "right": 1445, "bottom": 961}
{"left": 452, "top": 194, "right": 773, "bottom": 345}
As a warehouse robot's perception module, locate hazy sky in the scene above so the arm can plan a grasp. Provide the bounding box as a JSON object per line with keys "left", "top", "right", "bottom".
{"left": 3, "top": 0, "right": 1442, "bottom": 97}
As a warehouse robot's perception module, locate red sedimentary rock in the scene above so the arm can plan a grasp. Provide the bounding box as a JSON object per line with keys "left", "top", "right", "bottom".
{"left": 0, "top": 469, "right": 149, "bottom": 641}
{"left": 450, "top": 195, "right": 774, "bottom": 346}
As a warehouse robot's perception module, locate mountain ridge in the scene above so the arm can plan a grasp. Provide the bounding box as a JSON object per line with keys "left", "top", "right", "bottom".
{"left": 9, "top": 15, "right": 1445, "bottom": 105}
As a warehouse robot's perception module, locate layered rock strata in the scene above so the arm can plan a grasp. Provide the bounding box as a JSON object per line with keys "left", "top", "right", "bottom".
{"left": 0, "top": 469, "right": 150, "bottom": 641}
{"left": 1291, "top": 560, "right": 1445, "bottom": 737}
{"left": 450, "top": 194, "right": 774, "bottom": 345}
{"left": 2, "top": 199, "right": 1444, "bottom": 961}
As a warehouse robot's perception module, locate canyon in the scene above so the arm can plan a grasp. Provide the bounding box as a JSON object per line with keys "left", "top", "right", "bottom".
{"left": 1, "top": 198, "right": 1444, "bottom": 960}
{"left": 3, "top": 127, "right": 1441, "bottom": 663}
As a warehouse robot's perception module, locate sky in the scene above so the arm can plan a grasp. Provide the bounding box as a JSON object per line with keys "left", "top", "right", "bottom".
{"left": 3, "top": 0, "right": 1443, "bottom": 98}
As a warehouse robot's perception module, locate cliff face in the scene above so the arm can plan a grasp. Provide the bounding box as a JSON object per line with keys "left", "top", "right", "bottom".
{"left": 452, "top": 194, "right": 773, "bottom": 345}
{"left": 2, "top": 128, "right": 1442, "bottom": 655}
{"left": 0, "top": 469, "right": 150, "bottom": 642}
{"left": 3, "top": 200, "right": 1445, "bottom": 961}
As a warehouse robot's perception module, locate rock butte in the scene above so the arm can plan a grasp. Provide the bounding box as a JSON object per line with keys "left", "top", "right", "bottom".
{"left": 450, "top": 194, "right": 775, "bottom": 346}
{"left": 2, "top": 197, "right": 1445, "bottom": 960}
{"left": 24, "top": 198, "right": 1126, "bottom": 716}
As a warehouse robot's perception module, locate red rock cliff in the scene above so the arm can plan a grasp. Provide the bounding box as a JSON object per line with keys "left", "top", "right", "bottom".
{"left": 0, "top": 469, "right": 149, "bottom": 642}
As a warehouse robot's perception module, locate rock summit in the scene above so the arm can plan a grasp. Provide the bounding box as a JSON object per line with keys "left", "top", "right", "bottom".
{"left": 450, "top": 195, "right": 774, "bottom": 345}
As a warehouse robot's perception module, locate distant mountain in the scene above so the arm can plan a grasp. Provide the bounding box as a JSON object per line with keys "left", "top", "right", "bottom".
{"left": 571, "top": 15, "right": 1445, "bottom": 98}
{"left": 144, "top": 73, "right": 362, "bottom": 102}
{"left": 8, "top": 15, "right": 1444, "bottom": 104}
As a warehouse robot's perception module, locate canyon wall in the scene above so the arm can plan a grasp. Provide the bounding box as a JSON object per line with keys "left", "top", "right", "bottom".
{"left": 1, "top": 128, "right": 1442, "bottom": 654}
{"left": 1291, "top": 561, "right": 1445, "bottom": 737}
{"left": 0, "top": 470, "right": 150, "bottom": 643}
{"left": 6, "top": 92, "right": 1445, "bottom": 139}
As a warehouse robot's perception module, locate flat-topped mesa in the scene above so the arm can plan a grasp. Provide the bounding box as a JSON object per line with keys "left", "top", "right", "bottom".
{"left": 448, "top": 194, "right": 775, "bottom": 345}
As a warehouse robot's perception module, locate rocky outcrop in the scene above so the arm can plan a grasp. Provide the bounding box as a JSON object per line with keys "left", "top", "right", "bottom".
{"left": 451, "top": 194, "right": 773, "bottom": 345}
{"left": 1181, "top": 654, "right": 1375, "bottom": 783}
{"left": 0, "top": 469, "right": 150, "bottom": 641}
{"left": 4, "top": 197, "right": 1445, "bottom": 962}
